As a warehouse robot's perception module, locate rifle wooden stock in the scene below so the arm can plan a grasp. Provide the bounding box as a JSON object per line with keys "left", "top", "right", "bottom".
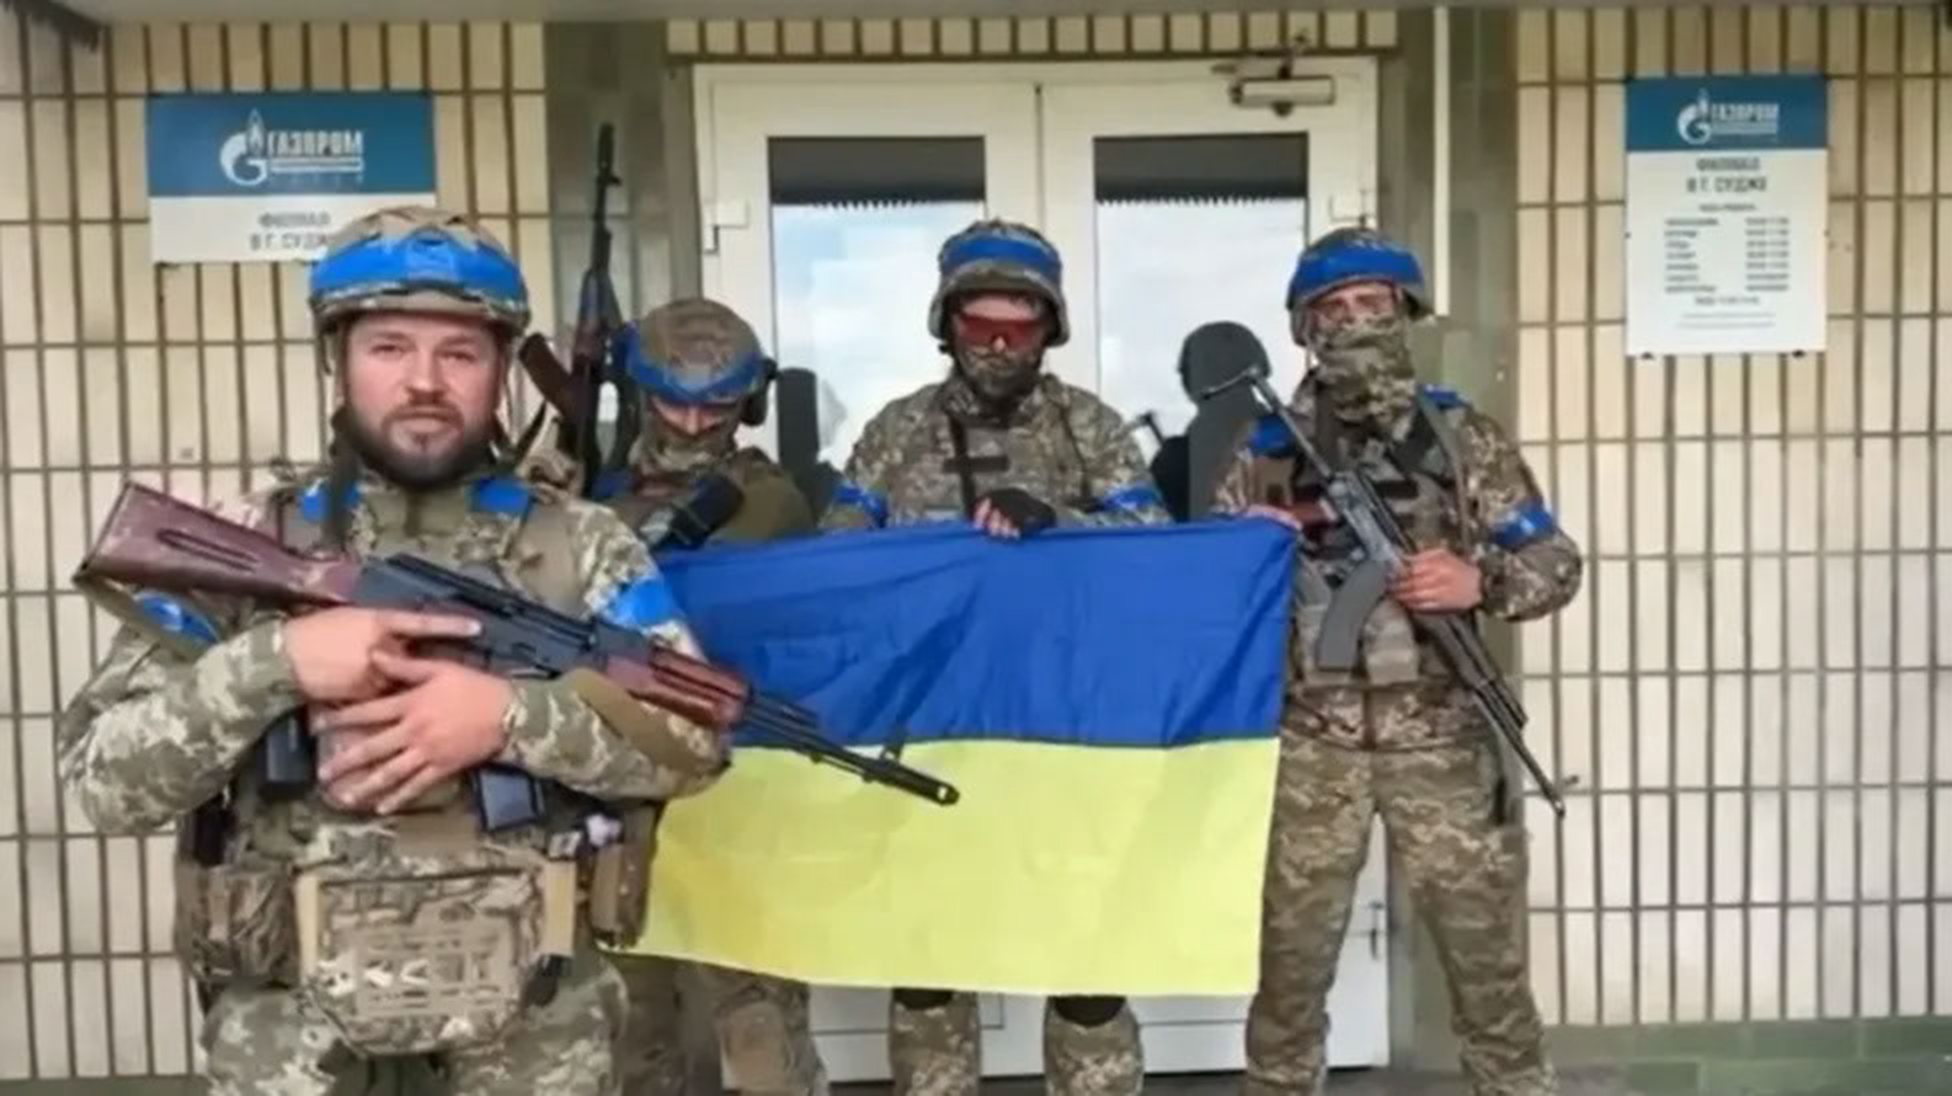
{"left": 76, "top": 482, "right": 964, "bottom": 807}
{"left": 78, "top": 481, "right": 359, "bottom": 606}
{"left": 76, "top": 482, "right": 750, "bottom": 734}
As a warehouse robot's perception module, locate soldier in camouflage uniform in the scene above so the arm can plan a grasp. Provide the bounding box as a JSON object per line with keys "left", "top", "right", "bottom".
{"left": 1212, "top": 227, "right": 1582, "bottom": 1096}
{"left": 823, "top": 219, "right": 1167, "bottom": 1096}
{"left": 596, "top": 297, "right": 827, "bottom": 1096}
{"left": 57, "top": 207, "right": 728, "bottom": 1096}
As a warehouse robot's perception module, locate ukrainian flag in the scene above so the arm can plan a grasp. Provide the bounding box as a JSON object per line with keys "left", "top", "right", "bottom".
{"left": 628, "top": 519, "right": 1293, "bottom": 996}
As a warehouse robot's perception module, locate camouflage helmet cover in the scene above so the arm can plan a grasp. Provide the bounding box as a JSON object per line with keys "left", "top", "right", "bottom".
{"left": 1285, "top": 225, "right": 1432, "bottom": 320}
{"left": 926, "top": 218, "right": 1069, "bottom": 347}
{"left": 308, "top": 205, "right": 531, "bottom": 335}
{"left": 614, "top": 297, "right": 777, "bottom": 423}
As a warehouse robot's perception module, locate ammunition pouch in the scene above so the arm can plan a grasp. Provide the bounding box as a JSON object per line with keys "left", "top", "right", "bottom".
{"left": 173, "top": 849, "right": 298, "bottom": 990}
{"left": 292, "top": 838, "right": 577, "bottom": 1056}
{"left": 587, "top": 803, "right": 661, "bottom": 947}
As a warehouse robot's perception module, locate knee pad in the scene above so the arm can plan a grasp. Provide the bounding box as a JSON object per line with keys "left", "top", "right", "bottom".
{"left": 893, "top": 988, "right": 957, "bottom": 1012}
{"left": 1052, "top": 995, "right": 1126, "bottom": 1028}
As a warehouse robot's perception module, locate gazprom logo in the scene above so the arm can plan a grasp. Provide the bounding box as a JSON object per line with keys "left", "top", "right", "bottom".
{"left": 217, "top": 109, "right": 365, "bottom": 188}
{"left": 1675, "top": 87, "right": 1782, "bottom": 146}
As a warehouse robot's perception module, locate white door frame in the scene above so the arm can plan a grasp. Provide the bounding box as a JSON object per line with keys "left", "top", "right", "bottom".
{"left": 693, "top": 56, "right": 1378, "bottom": 367}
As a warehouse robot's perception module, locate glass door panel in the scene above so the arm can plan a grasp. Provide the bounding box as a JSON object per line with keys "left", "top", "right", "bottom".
{"left": 695, "top": 71, "right": 1044, "bottom": 1081}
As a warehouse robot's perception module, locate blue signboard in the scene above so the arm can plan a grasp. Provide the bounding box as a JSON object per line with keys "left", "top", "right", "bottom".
{"left": 1625, "top": 75, "right": 1828, "bottom": 153}
{"left": 145, "top": 92, "right": 436, "bottom": 263}
{"left": 1624, "top": 76, "right": 1828, "bottom": 356}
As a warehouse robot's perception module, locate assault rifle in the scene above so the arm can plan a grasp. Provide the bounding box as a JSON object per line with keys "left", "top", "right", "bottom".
{"left": 515, "top": 122, "right": 637, "bottom": 497}
{"left": 74, "top": 482, "right": 962, "bottom": 826}
{"left": 1202, "top": 358, "right": 1566, "bottom": 818}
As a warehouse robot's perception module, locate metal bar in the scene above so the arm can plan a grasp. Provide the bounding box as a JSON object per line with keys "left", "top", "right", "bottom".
{"left": 1735, "top": 3, "right": 1755, "bottom": 1025}
{"left": 1927, "top": 0, "right": 1943, "bottom": 1017}
{"left": 1530, "top": 17, "right": 1568, "bottom": 1022}
{"left": 11, "top": 3, "right": 47, "bottom": 1076}
{"left": 1884, "top": 32, "right": 1907, "bottom": 1021}
{"left": 1619, "top": 3, "right": 1643, "bottom": 1028}
{"left": 1574, "top": 5, "right": 1606, "bottom": 1023}
{"left": 1848, "top": 5, "right": 1869, "bottom": 1022}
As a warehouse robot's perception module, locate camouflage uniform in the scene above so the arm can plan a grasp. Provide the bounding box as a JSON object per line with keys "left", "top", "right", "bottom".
{"left": 1213, "top": 228, "right": 1581, "bottom": 1096}
{"left": 598, "top": 299, "right": 827, "bottom": 1096}
{"left": 57, "top": 208, "right": 726, "bottom": 1096}
{"left": 823, "top": 221, "right": 1166, "bottom": 1096}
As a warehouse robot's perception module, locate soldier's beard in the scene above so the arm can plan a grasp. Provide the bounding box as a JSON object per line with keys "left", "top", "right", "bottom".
{"left": 1307, "top": 313, "right": 1417, "bottom": 426}
{"left": 643, "top": 417, "right": 739, "bottom": 475}
{"left": 953, "top": 344, "right": 1043, "bottom": 409}
{"left": 341, "top": 403, "right": 496, "bottom": 491}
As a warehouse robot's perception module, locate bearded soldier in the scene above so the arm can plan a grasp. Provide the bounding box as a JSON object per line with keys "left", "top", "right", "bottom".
{"left": 594, "top": 297, "right": 826, "bottom": 1096}
{"left": 58, "top": 207, "right": 727, "bottom": 1095}
{"left": 822, "top": 218, "right": 1167, "bottom": 1096}
{"left": 1214, "top": 226, "right": 1582, "bottom": 1096}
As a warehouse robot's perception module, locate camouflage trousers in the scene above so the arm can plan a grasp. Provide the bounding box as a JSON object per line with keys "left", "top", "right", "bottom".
{"left": 1245, "top": 731, "right": 1556, "bottom": 1096}
{"left": 199, "top": 947, "right": 628, "bottom": 1095}
{"left": 613, "top": 952, "right": 828, "bottom": 1096}
{"left": 888, "top": 991, "right": 1143, "bottom": 1096}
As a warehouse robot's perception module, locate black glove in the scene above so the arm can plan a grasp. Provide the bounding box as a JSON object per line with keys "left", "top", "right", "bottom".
{"left": 976, "top": 487, "right": 1056, "bottom": 536}
{"left": 657, "top": 473, "right": 745, "bottom": 551}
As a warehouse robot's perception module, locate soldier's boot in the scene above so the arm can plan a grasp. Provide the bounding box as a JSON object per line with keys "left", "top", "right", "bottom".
{"left": 1243, "top": 734, "right": 1376, "bottom": 1096}
{"left": 888, "top": 988, "right": 981, "bottom": 1096}
{"left": 610, "top": 953, "right": 689, "bottom": 1096}
{"left": 1380, "top": 743, "right": 1558, "bottom": 1096}
{"left": 705, "top": 966, "right": 830, "bottom": 1096}
{"left": 1044, "top": 996, "right": 1142, "bottom": 1096}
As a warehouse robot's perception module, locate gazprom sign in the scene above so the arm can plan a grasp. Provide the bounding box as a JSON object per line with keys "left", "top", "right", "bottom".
{"left": 146, "top": 92, "right": 436, "bottom": 264}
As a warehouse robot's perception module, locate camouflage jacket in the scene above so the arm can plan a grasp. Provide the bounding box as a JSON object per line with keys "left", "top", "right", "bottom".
{"left": 1214, "top": 378, "right": 1583, "bottom": 750}
{"left": 605, "top": 445, "right": 815, "bottom": 547}
{"left": 56, "top": 468, "right": 725, "bottom": 863}
{"left": 822, "top": 371, "right": 1170, "bottom": 530}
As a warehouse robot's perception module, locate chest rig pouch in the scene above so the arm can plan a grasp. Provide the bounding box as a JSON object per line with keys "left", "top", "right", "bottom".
{"left": 279, "top": 474, "right": 584, "bottom": 1055}
{"left": 1253, "top": 395, "right": 1468, "bottom": 688}
{"left": 942, "top": 396, "right": 1096, "bottom": 519}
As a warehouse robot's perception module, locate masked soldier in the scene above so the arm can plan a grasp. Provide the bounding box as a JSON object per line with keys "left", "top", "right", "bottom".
{"left": 1213, "top": 227, "right": 1581, "bottom": 1096}
{"left": 823, "top": 219, "right": 1166, "bottom": 1096}
{"left": 596, "top": 297, "right": 827, "bottom": 1096}
{"left": 57, "top": 207, "right": 729, "bottom": 1096}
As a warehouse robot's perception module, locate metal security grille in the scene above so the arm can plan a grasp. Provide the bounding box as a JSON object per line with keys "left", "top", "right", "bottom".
{"left": 0, "top": 17, "right": 551, "bottom": 1081}
{"left": 1514, "top": 4, "right": 1952, "bottom": 1026}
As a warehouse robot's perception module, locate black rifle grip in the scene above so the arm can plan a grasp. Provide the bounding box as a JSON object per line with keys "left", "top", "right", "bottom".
{"left": 257, "top": 708, "right": 316, "bottom": 800}
{"left": 474, "top": 764, "right": 546, "bottom": 833}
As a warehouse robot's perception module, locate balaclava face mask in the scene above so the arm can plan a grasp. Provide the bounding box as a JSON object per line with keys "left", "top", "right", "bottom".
{"left": 1300, "top": 296, "right": 1417, "bottom": 427}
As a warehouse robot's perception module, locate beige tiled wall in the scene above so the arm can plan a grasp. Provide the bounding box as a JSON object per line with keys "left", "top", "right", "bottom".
{"left": 661, "top": 9, "right": 1400, "bottom": 59}
{"left": 0, "top": 17, "right": 549, "bottom": 1080}
{"left": 1515, "top": 5, "right": 1952, "bottom": 1027}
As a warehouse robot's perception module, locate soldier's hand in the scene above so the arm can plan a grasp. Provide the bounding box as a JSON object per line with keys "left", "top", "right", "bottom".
{"left": 282, "top": 608, "right": 482, "bottom": 703}
{"left": 1390, "top": 548, "right": 1484, "bottom": 612}
{"left": 311, "top": 649, "right": 514, "bottom": 814}
{"left": 972, "top": 488, "right": 1056, "bottom": 539}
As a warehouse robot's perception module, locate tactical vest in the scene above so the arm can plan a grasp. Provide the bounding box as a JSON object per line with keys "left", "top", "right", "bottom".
{"left": 1250, "top": 388, "right": 1474, "bottom": 688}
{"left": 601, "top": 449, "right": 812, "bottom": 547}
{"left": 233, "top": 471, "right": 587, "bottom": 1057}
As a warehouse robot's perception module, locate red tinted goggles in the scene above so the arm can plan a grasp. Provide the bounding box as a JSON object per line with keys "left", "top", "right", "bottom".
{"left": 951, "top": 312, "right": 1047, "bottom": 352}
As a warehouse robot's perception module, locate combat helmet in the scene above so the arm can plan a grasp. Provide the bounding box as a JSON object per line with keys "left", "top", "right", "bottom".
{"left": 308, "top": 206, "right": 530, "bottom": 348}
{"left": 1285, "top": 225, "right": 1431, "bottom": 321}
{"left": 926, "top": 219, "right": 1069, "bottom": 348}
{"left": 613, "top": 297, "right": 778, "bottom": 427}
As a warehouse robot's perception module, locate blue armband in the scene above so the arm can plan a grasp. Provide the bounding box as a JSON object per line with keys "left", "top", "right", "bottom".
{"left": 1490, "top": 499, "right": 1557, "bottom": 551}
{"left": 598, "top": 574, "right": 679, "bottom": 633}
{"left": 832, "top": 481, "right": 891, "bottom": 527}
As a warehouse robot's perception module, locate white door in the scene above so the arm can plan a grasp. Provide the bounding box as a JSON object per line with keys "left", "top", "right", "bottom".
{"left": 694, "top": 59, "right": 1389, "bottom": 1081}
